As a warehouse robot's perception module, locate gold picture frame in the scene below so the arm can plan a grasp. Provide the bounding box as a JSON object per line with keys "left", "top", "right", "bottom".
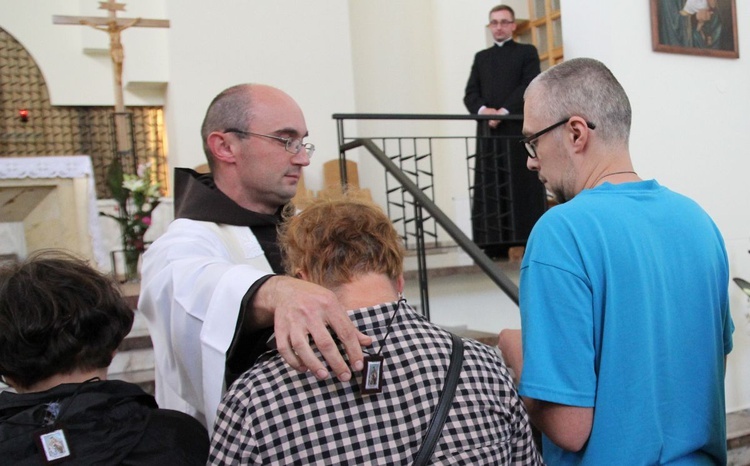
{"left": 650, "top": 0, "right": 739, "bottom": 58}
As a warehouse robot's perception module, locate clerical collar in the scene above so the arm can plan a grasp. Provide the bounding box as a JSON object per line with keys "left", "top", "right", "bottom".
{"left": 494, "top": 38, "right": 512, "bottom": 47}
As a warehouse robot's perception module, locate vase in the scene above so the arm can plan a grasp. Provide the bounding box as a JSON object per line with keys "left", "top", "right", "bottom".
{"left": 122, "top": 248, "right": 142, "bottom": 283}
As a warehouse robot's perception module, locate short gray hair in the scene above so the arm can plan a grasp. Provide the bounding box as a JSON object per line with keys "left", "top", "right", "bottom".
{"left": 526, "top": 58, "right": 631, "bottom": 147}
{"left": 200, "top": 84, "right": 256, "bottom": 170}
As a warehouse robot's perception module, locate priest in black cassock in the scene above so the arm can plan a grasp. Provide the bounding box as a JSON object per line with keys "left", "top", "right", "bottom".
{"left": 464, "top": 4, "right": 545, "bottom": 259}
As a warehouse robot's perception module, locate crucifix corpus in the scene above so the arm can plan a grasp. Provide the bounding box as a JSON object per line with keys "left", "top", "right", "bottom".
{"left": 53, "top": 0, "right": 169, "bottom": 159}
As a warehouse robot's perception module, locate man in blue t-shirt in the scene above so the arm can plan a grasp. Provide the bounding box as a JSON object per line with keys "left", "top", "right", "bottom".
{"left": 498, "top": 58, "right": 734, "bottom": 465}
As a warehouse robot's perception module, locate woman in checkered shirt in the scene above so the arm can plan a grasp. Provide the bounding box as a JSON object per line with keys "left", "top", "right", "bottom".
{"left": 208, "top": 193, "right": 543, "bottom": 465}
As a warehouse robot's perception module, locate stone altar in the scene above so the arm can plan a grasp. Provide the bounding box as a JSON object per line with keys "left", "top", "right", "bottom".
{"left": 0, "top": 156, "right": 106, "bottom": 268}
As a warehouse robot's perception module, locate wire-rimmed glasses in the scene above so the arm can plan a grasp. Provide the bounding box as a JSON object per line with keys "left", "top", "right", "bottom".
{"left": 224, "top": 128, "right": 315, "bottom": 157}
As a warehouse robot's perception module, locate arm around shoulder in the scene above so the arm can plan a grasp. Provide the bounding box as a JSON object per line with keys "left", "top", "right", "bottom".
{"left": 252, "top": 276, "right": 373, "bottom": 382}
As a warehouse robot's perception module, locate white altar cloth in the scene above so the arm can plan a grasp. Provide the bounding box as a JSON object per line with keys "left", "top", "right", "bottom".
{"left": 0, "top": 156, "right": 107, "bottom": 268}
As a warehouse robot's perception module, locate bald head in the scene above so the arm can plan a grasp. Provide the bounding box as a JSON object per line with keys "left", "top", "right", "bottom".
{"left": 200, "top": 84, "right": 301, "bottom": 170}
{"left": 200, "top": 83, "right": 310, "bottom": 213}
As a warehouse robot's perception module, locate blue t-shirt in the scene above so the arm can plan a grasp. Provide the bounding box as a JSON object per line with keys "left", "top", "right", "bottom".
{"left": 519, "top": 180, "right": 734, "bottom": 465}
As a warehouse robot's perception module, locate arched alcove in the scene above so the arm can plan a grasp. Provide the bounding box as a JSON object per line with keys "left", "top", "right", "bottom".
{"left": 0, "top": 27, "right": 167, "bottom": 198}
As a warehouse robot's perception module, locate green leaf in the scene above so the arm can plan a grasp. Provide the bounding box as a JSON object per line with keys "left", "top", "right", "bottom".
{"left": 106, "top": 158, "right": 127, "bottom": 204}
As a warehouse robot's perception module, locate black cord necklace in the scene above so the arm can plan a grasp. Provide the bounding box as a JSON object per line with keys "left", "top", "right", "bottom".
{"left": 1, "top": 376, "right": 102, "bottom": 428}
{"left": 361, "top": 297, "right": 404, "bottom": 395}
{"left": 593, "top": 170, "right": 637, "bottom": 187}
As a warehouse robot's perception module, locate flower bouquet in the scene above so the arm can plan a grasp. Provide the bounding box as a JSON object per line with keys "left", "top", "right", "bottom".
{"left": 101, "top": 160, "right": 161, "bottom": 281}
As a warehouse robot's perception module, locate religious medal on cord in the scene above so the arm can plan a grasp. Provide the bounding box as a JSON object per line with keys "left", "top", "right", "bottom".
{"left": 360, "top": 298, "right": 405, "bottom": 395}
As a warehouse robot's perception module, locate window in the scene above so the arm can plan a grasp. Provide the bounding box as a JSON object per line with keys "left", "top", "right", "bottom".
{"left": 515, "top": 0, "right": 563, "bottom": 71}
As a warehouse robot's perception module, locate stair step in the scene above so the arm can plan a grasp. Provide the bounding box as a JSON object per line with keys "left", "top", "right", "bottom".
{"left": 728, "top": 444, "right": 750, "bottom": 466}
{"left": 118, "top": 334, "right": 152, "bottom": 352}
{"left": 108, "top": 369, "right": 155, "bottom": 396}
{"left": 728, "top": 408, "right": 750, "bottom": 451}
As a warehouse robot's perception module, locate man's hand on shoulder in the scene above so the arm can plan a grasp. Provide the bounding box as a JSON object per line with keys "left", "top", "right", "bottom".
{"left": 254, "top": 276, "right": 373, "bottom": 382}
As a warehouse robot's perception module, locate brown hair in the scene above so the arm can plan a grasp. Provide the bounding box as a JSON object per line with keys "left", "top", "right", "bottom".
{"left": 0, "top": 251, "right": 134, "bottom": 390}
{"left": 489, "top": 5, "right": 515, "bottom": 20}
{"left": 278, "top": 192, "right": 404, "bottom": 290}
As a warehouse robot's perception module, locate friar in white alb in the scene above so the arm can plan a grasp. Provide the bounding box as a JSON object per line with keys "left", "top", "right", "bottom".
{"left": 138, "top": 84, "right": 372, "bottom": 428}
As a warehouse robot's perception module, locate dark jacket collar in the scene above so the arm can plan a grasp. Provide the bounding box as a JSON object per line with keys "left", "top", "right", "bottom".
{"left": 173, "top": 167, "right": 284, "bottom": 227}
{"left": 0, "top": 380, "right": 155, "bottom": 418}
{"left": 0, "top": 380, "right": 160, "bottom": 464}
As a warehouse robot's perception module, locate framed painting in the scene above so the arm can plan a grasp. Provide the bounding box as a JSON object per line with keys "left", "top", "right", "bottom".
{"left": 650, "top": 0, "right": 739, "bottom": 58}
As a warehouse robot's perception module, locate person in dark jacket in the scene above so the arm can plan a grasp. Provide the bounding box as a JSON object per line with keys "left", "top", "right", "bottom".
{"left": 464, "top": 4, "right": 546, "bottom": 258}
{"left": 0, "top": 251, "right": 209, "bottom": 465}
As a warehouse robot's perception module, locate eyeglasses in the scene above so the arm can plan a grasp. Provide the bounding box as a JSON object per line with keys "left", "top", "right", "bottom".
{"left": 488, "top": 20, "right": 514, "bottom": 28}
{"left": 520, "top": 118, "right": 596, "bottom": 159}
{"left": 224, "top": 128, "right": 315, "bottom": 157}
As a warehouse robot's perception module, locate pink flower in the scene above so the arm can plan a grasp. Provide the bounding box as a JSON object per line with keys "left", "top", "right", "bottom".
{"left": 142, "top": 216, "right": 152, "bottom": 226}
{"left": 136, "top": 162, "right": 152, "bottom": 178}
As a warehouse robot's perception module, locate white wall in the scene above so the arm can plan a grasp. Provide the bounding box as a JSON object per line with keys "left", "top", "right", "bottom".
{"left": 0, "top": 0, "right": 168, "bottom": 106}
{"left": 345, "top": 0, "right": 501, "bottom": 238}
{"left": 2, "top": 0, "right": 748, "bottom": 411}
{"left": 0, "top": 0, "right": 357, "bottom": 191}
{"left": 561, "top": 0, "right": 750, "bottom": 412}
{"left": 162, "top": 0, "right": 358, "bottom": 192}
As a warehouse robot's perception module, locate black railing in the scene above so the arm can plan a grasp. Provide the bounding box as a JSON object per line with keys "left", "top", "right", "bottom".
{"left": 334, "top": 113, "right": 530, "bottom": 319}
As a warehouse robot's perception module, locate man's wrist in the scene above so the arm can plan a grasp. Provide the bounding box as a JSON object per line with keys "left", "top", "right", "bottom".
{"left": 247, "top": 274, "right": 279, "bottom": 329}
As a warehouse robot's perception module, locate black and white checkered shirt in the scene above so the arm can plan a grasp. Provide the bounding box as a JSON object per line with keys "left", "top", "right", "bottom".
{"left": 209, "top": 302, "right": 543, "bottom": 465}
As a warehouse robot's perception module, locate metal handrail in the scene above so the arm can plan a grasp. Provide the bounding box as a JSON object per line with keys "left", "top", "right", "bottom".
{"left": 332, "top": 113, "right": 523, "bottom": 121}
{"left": 340, "top": 138, "right": 520, "bottom": 305}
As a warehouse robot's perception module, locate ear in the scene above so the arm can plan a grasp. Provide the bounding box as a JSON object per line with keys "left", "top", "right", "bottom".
{"left": 396, "top": 274, "right": 405, "bottom": 294}
{"left": 206, "top": 131, "right": 238, "bottom": 165}
{"left": 567, "top": 116, "right": 592, "bottom": 154}
{"left": 296, "top": 269, "right": 310, "bottom": 281}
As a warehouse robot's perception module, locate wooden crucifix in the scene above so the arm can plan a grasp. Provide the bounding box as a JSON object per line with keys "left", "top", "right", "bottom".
{"left": 53, "top": 1, "right": 169, "bottom": 158}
